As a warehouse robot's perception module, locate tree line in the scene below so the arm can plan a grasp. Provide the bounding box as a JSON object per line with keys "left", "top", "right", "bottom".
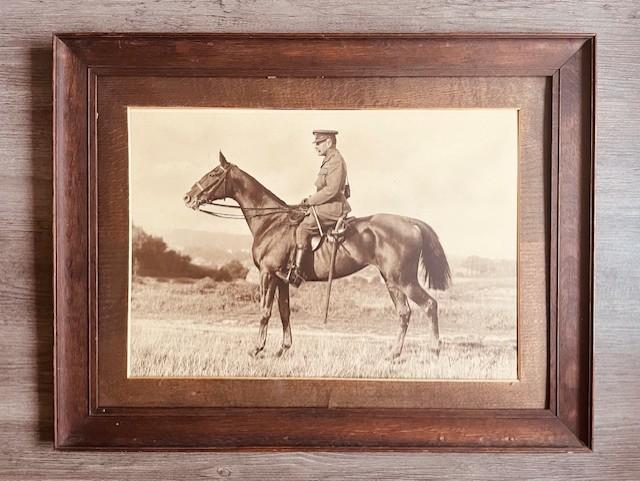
{"left": 132, "top": 225, "right": 248, "bottom": 281}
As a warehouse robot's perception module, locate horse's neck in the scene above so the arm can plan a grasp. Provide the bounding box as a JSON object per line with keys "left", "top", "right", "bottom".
{"left": 230, "top": 169, "right": 289, "bottom": 239}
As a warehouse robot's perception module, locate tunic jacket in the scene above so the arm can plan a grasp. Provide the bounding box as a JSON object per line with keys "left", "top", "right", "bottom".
{"left": 306, "top": 147, "right": 352, "bottom": 221}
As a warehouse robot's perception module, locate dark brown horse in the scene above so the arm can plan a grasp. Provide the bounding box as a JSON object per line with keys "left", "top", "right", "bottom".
{"left": 184, "top": 153, "right": 451, "bottom": 359}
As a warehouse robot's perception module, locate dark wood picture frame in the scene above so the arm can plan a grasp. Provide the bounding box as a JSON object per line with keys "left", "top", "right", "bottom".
{"left": 53, "top": 33, "right": 594, "bottom": 451}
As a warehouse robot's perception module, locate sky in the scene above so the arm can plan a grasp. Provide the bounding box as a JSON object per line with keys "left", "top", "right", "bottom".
{"left": 129, "top": 108, "right": 518, "bottom": 260}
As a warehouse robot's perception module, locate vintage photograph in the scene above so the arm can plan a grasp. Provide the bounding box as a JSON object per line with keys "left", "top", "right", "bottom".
{"left": 128, "top": 108, "right": 518, "bottom": 380}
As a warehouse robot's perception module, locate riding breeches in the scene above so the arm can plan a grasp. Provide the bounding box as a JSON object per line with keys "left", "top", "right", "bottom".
{"left": 295, "top": 214, "right": 321, "bottom": 248}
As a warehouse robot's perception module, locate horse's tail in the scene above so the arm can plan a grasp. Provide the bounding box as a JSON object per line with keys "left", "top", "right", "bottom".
{"left": 414, "top": 220, "right": 451, "bottom": 291}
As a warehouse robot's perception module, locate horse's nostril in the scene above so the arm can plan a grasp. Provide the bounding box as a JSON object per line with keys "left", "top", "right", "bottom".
{"left": 183, "top": 195, "right": 190, "bottom": 203}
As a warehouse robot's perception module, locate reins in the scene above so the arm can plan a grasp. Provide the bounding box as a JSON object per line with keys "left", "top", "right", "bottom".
{"left": 194, "top": 162, "right": 303, "bottom": 220}
{"left": 198, "top": 202, "right": 302, "bottom": 220}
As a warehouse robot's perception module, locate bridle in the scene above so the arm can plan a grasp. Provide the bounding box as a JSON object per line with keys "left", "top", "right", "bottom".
{"left": 194, "top": 164, "right": 230, "bottom": 203}
{"left": 193, "top": 164, "right": 303, "bottom": 220}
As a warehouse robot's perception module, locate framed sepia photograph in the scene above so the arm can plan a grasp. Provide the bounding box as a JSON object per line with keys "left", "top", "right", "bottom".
{"left": 53, "top": 33, "right": 595, "bottom": 450}
{"left": 129, "top": 107, "right": 518, "bottom": 380}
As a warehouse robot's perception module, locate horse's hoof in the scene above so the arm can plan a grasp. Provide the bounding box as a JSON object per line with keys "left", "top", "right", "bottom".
{"left": 436, "top": 339, "right": 444, "bottom": 356}
{"left": 249, "top": 348, "right": 264, "bottom": 358}
{"left": 427, "top": 339, "right": 441, "bottom": 356}
{"left": 427, "top": 346, "right": 440, "bottom": 356}
{"left": 275, "top": 346, "right": 291, "bottom": 358}
{"left": 386, "top": 350, "right": 401, "bottom": 361}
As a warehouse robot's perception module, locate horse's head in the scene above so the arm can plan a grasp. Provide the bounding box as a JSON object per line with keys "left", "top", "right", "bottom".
{"left": 183, "top": 151, "right": 232, "bottom": 209}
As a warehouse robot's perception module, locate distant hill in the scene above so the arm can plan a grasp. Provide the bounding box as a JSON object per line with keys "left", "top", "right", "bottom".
{"left": 162, "top": 229, "right": 254, "bottom": 266}
{"left": 449, "top": 256, "right": 516, "bottom": 277}
{"left": 160, "top": 228, "right": 516, "bottom": 280}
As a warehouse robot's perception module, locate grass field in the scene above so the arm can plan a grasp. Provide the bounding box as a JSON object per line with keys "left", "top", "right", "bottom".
{"left": 129, "top": 271, "right": 517, "bottom": 380}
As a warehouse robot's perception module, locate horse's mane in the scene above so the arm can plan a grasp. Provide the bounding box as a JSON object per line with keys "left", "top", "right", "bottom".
{"left": 234, "top": 165, "right": 289, "bottom": 207}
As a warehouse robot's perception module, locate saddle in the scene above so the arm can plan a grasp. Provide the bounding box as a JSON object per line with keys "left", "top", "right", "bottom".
{"left": 277, "top": 214, "right": 353, "bottom": 286}
{"left": 288, "top": 207, "right": 352, "bottom": 248}
{"left": 310, "top": 215, "right": 351, "bottom": 251}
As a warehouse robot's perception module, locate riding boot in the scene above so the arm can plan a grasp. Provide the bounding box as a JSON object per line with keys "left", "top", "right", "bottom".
{"left": 289, "top": 245, "right": 307, "bottom": 288}
{"left": 275, "top": 245, "right": 307, "bottom": 287}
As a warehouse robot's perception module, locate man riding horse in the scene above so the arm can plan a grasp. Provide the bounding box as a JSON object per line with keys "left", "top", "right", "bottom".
{"left": 277, "top": 129, "right": 351, "bottom": 287}
{"left": 184, "top": 138, "right": 450, "bottom": 358}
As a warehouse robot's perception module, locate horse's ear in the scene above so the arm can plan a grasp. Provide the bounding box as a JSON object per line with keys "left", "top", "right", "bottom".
{"left": 219, "top": 151, "right": 229, "bottom": 168}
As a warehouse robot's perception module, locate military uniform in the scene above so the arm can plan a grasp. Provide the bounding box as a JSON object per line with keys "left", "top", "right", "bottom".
{"left": 278, "top": 129, "right": 351, "bottom": 287}
{"left": 296, "top": 146, "right": 351, "bottom": 247}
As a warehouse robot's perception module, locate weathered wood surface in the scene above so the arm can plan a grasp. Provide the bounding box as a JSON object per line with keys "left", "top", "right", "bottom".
{"left": 0, "top": 1, "right": 639, "bottom": 479}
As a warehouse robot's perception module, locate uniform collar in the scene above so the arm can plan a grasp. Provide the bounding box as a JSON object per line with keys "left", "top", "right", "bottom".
{"left": 320, "top": 147, "right": 337, "bottom": 167}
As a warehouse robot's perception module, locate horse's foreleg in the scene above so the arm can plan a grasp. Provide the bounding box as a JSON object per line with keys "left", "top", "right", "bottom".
{"left": 251, "top": 271, "right": 277, "bottom": 357}
{"left": 386, "top": 285, "right": 411, "bottom": 359}
{"left": 276, "top": 281, "right": 292, "bottom": 357}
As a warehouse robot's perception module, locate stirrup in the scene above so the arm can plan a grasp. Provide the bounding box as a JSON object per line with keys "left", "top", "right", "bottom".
{"left": 328, "top": 225, "right": 347, "bottom": 242}
{"left": 289, "top": 269, "right": 305, "bottom": 288}
{"left": 275, "top": 266, "right": 305, "bottom": 288}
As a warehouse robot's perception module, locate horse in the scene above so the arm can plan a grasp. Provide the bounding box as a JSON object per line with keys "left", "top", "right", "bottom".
{"left": 183, "top": 152, "right": 451, "bottom": 359}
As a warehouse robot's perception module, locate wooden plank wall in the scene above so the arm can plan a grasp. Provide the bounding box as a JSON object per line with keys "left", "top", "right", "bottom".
{"left": 1, "top": 1, "right": 639, "bottom": 479}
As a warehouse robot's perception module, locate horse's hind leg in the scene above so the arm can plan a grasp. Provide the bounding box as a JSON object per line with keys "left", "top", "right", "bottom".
{"left": 250, "top": 270, "right": 277, "bottom": 357}
{"left": 386, "top": 284, "right": 412, "bottom": 359}
{"left": 276, "top": 281, "right": 292, "bottom": 357}
{"left": 406, "top": 282, "right": 440, "bottom": 353}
